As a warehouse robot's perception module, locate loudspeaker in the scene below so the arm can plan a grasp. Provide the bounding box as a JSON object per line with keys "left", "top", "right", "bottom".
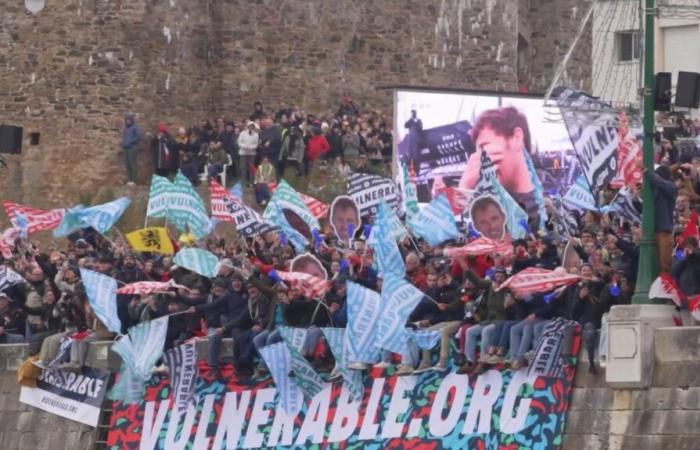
{"left": 655, "top": 72, "right": 672, "bottom": 111}
{"left": 0, "top": 125, "right": 23, "bottom": 154}
{"left": 675, "top": 71, "right": 700, "bottom": 108}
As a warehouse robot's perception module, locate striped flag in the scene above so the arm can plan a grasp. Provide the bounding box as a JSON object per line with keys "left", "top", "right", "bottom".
{"left": 376, "top": 275, "right": 424, "bottom": 354}
{"left": 116, "top": 279, "right": 186, "bottom": 296}
{"left": 259, "top": 342, "right": 303, "bottom": 414}
{"left": 0, "top": 265, "right": 24, "bottom": 292}
{"left": 649, "top": 273, "right": 684, "bottom": 307}
{"left": 278, "top": 326, "right": 309, "bottom": 354}
{"left": 368, "top": 202, "right": 405, "bottom": 278}
{"left": 163, "top": 340, "right": 198, "bottom": 415}
{"left": 320, "top": 327, "right": 363, "bottom": 401}
{"left": 79, "top": 269, "right": 120, "bottom": 333}
{"left": 54, "top": 197, "right": 131, "bottom": 237}
{"left": 274, "top": 270, "right": 331, "bottom": 299}
{"left": 299, "top": 193, "right": 329, "bottom": 220}
{"left": 0, "top": 232, "right": 14, "bottom": 259}
{"left": 346, "top": 172, "right": 400, "bottom": 218}
{"left": 408, "top": 194, "right": 459, "bottom": 245}
{"left": 498, "top": 267, "right": 581, "bottom": 297}
{"left": 345, "top": 282, "right": 383, "bottom": 365}
{"left": 688, "top": 295, "right": 700, "bottom": 322}
{"left": 2, "top": 201, "right": 65, "bottom": 235}
{"left": 444, "top": 237, "right": 513, "bottom": 257}
{"left": 210, "top": 180, "right": 276, "bottom": 237}
{"left": 173, "top": 248, "right": 220, "bottom": 278}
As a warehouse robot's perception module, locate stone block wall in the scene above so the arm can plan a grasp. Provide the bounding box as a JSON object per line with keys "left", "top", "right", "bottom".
{"left": 562, "top": 326, "right": 700, "bottom": 450}
{"left": 0, "top": 0, "right": 589, "bottom": 210}
{"left": 0, "top": 344, "right": 104, "bottom": 450}
{"left": 2, "top": 327, "right": 699, "bottom": 449}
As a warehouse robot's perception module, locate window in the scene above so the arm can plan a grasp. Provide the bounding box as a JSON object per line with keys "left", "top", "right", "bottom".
{"left": 616, "top": 30, "right": 641, "bottom": 62}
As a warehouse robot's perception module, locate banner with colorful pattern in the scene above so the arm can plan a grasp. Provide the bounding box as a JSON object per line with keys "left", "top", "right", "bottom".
{"left": 107, "top": 334, "right": 580, "bottom": 450}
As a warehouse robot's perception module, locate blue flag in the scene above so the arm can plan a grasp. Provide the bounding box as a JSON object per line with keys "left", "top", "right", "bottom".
{"left": 278, "top": 326, "right": 308, "bottom": 355}
{"left": 287, "top": 346, "right": 328, "bottom": 400}
{"left": 377, "top": 275, "right": 425, "bottom": 354}
{"left": 407, "top": 194, "right": 459, "bottom": 245}
{"left": 321, "top": 327, "right": 363, "bottom": 401}
{"left": 409, "top": 329, "right": 441, "bottom": 350}
{"left": 563, "top": 174, "right": 597, "bottom": 212}
{"left": 345, "top": 282, "right": 383, "bottom": 365}
{"left": 54, "top": 197, "right": 131, "bottom": 237}
{"left": 109, "top": 316, "right": 169, "bottom": 402}
{"left": 368, "top": 203, "right": 405, "bottom": 278}
{"left": 79, "top": 268, "right": 120, "bottom": 333}
{"left": 13, "top": 209, "right": 29, "bottom": 239}
{"left": 113, "top": 316, "right": 169, "bottom": 379}
{"left": 79, "top": 197, "right": 131, "bottom": 234}
{"left": 229, "top": 182, "right": 243, "bottom": 199}
{"left": 259, "top": 342, "right": 303, "bottom": 414}
{"left": 173, "top": 248, "right": 220, "bottom": 278}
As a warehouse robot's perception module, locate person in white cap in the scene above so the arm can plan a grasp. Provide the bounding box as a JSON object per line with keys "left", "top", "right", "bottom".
{"left": 237, "top": 121, "right": 260, "bottom": 186}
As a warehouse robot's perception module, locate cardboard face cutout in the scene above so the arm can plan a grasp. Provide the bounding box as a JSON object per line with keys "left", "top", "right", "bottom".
{"left": 470, "top": 194, "right": 507, "bottom": 241}
{"left": 290, "top": 253, "right": 328, "bottom": 280}
{"left": 329, "top": 195, "right": 361, "bottom": 246}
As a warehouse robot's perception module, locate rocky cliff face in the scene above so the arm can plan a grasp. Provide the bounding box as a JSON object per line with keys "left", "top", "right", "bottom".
{"left": 0, "top": 0, "right": 589, "bottom": 214}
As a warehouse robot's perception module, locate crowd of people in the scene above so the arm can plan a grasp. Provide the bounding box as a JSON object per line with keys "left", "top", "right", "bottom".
{"left": 121, "top": 97, "right": 392, "bottom": 193}
{"left": 2, "top": 101, "right": 700, "bottom": 387}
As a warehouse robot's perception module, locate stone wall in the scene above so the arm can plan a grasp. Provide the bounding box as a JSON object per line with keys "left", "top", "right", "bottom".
{"left": 525, "top": 0, "right": 592, "bottom": 93}
{"left": 563, "top": 326, "right": 700, "bottom": 450}
{"left": 0, "top": 343, "right": 110, "bottom": 450}
{"left": 2, "top": 327, "right": 699, "bottom": 449}
{"left": 0, "top": 0, "right": 590, "bottom": 211}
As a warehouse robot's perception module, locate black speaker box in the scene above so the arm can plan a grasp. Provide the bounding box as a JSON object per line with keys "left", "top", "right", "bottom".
{"left": 0, "top": 125, "right": 23, "bottom": 154}
{"left": 675, "top": 71, "right": 700, "bottom": 108}
{"left": 655, "top": 72, "right": 672, "bottom": 111}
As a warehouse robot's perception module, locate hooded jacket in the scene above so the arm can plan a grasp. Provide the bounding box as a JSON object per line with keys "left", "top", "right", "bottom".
{"left": 121, "top": 114, "right": 143, "bottom": 150}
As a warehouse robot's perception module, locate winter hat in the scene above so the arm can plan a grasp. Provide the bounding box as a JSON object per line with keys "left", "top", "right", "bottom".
{"left": 156, "top": 122, "right": 168, "bottom": 134}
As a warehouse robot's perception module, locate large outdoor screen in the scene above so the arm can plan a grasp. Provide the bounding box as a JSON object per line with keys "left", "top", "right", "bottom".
{"left": 394, "top": 88, "right": 574, "bottom": 204}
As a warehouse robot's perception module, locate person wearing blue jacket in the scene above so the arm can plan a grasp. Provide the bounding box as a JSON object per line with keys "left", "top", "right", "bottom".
{"left": 121, "top": 113, "right": 143, "bottom": 185}
{"left": 647, "top": 165, "right": 678, "bottom": 273}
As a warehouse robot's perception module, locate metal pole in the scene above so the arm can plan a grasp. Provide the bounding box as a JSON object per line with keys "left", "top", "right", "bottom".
{"left": 632, "top": 0, "right": 657, "bottom": 304}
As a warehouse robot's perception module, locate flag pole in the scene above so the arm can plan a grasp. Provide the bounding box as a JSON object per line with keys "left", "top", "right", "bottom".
{"left": 632, "top": 0, "right": 657, "bottom": 304}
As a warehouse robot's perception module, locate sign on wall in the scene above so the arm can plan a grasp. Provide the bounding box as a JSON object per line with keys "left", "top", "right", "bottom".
{"left": 20, "top": 367, "right": 110, "bottom": 427}
{"left": 107, "top": 347, "right": 579, "bottom": 450}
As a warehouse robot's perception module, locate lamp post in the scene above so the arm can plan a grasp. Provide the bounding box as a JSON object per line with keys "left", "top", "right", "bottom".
{"left": 632, "top": 0, "right": 657, "bottom": 304}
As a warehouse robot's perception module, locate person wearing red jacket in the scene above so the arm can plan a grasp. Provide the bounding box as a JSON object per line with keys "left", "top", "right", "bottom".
{"left": 305, "top": 128, "right": 330, "bottom": 173}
